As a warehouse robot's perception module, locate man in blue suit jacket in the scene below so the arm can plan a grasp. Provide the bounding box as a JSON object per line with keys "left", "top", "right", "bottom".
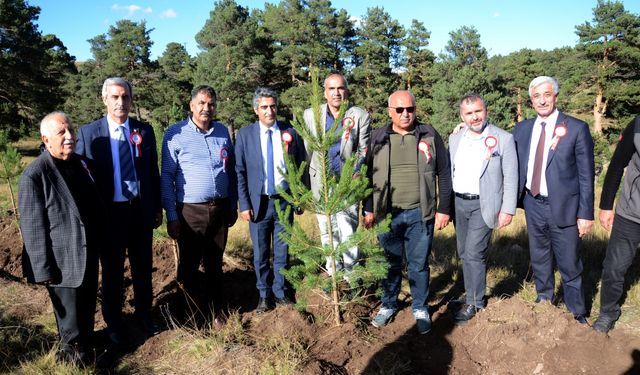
{"left": 75, "top": 77, "right": 162, "bottom": 346}
{"left": 235, "top": 87, "right": 305, "bottom": 313}
{"left": 512, "top": 76, "right": 594, "bottom": 323}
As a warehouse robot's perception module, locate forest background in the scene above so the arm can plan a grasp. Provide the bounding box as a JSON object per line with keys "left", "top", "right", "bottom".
{"left": 2, "top": 0, "right": 639, "bottom": 182}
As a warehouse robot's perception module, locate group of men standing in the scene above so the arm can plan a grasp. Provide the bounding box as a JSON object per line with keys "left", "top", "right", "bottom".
{"left": 18, "top": 72, "right": 640, "bottom": 366}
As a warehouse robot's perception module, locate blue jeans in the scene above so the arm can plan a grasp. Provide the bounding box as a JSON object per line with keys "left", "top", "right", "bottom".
{"left": 378, "top": 207, "right": 434, "bottom": 311}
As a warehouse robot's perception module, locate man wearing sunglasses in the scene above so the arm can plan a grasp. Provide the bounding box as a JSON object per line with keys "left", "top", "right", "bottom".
{"left": 363, "top": 90, "right": 452, "bottom": 334}
{"left": 303, "top": 72, "right": 371, "bottom": 280}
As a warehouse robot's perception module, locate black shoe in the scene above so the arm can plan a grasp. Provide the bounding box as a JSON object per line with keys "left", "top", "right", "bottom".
{"left": 140, "top": 318, "right": 161, "bottom": 336}
{"left": 256, "top": 297, "right": 270, "bottom": 313}
{"left": 275, "top": 296, "right": 294, "bottom": 306}
{"left": 454, "top": 304, "right": 480, "bottom": 324}
{"left": 574, "top": 315, "right": 588, "bottom": 325}
{"left": 593, "top": 311, "right": 621, "bottom": 333}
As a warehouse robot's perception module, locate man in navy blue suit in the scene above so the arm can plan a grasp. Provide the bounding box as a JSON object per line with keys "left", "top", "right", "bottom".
{"left": 235, "top": 87, "right": 305, "bottom": 313}
{"left": 76, "top": 77, "right": 162, "bottom": 347}
{"left": 512, "top": 76, "right": 594, "bottom": 323}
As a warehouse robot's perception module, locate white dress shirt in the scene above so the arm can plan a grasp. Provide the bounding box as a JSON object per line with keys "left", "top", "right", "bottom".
{"left": 259, "top": 121, "right": 287, "bottom": 194}
{"left": 452, "top": 127, "right": 487, "bottom": 195}
{"left": 106, "top": 115, "right": 138, "bottom": 202}
{"left": 525, "top": 109, "right": 559, "bottom": 197}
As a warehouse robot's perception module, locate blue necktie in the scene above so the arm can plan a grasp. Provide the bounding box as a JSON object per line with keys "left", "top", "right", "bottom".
{"left": 267, "top": 129, "right": 276, "bottom": 195}
{"left": 118, "top": 126, "right": 138, "bottom": 199}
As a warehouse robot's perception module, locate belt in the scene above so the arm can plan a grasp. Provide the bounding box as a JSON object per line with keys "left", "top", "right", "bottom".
{"left": 112, "top": 197, "right": 141, "bottom": 206}
{"left": 526, "top": 189, "right": 548, "bottom": 202}
{"left": 262, "top": 194, "right": 282, "bottom": 200}
{"left": 190, "top": 198, "right": 228, "bottom": 206}
{"left": 455, "top": 192, "right": 480, "bottom": 200}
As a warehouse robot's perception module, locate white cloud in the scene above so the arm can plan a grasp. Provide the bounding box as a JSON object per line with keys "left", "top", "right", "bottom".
{"left": 160, "top": 9, "right": 177, "bottom": 19}
{"left": 349, "top": 16, "right": 363, "bottom": 28}
{"left": 493, "top": 12, "right": 501, "bottom": 17}
{"left": 111, "top": 4, "right": 153, "bottom": 18}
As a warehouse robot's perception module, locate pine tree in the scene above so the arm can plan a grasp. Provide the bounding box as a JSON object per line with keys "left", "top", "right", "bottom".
{"left": 277, "top": 69, "right": 389, "bottom": 326}
{"left": 0, "top": 131, "right": 23, "bottom": 234}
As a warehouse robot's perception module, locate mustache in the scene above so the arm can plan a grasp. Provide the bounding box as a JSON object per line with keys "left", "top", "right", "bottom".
{"left": 199, "top": 110, "right": 211, "bottom": 116}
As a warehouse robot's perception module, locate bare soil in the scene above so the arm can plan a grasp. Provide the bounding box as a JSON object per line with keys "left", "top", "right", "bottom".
{"left": 2, "top": 217, "right": 640, "bottom": 374}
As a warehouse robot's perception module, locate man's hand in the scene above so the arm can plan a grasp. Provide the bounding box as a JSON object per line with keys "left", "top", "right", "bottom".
{"left": 228, "top": 209, "right": 238, "bottom": 227}
{"left": 154, "top": 212, "right": 163, "bottom": 229}
{"left": 496, "top": 212, "right": 513, "bottom": 229}
{"left": 240, "top": 209, "right": 253, "bottom": 222}
{"left": 451, "top": 122, "right": 466, "bottom": 135}
{"left": 577, "top": 218, "right": 594, "bottom": 237}
{"left": 599, "top": 210, "right": 614, "bottom": 232}
{"left": 167, "top": 220, "right": 180, "bottom": 239}
{"left": 435, "top": 213, "right": 450, "bottom": 230}
{"left": 363, "top": 212, "right": 375, "bottom": 229}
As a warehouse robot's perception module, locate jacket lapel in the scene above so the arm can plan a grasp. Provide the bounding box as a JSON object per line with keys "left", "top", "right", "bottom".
{"left": 44, "top": 153, "right": 81, "bottom": 220}
{"left": 546, "top": 112, "right": 566, "bottom": 167}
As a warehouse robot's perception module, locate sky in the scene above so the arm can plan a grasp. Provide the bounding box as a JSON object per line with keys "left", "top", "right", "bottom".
{"left": 29, "top": 0, "right": 640, "bottom": 62}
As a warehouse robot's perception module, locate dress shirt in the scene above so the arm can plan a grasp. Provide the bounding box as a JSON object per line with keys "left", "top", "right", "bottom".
{"left": 325, "top": 111, "right": 342, "bottom": 176}
{"left": 106, "top": 115, "right": 138, "bottom": 202}
{"left": 260, "top": 121, "right": 287, "bottom": 194}
{"left": 452, "top": 127, "right": 486, "bottom": 195}
{"left": 161, "top": 118, "right": 235, "bottom": 222}
{"left": 525, "top": 109, "right": 559, "bottom": 196}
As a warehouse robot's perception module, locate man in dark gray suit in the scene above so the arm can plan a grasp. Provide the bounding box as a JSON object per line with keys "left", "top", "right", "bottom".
{"left": 76, "top": 77, "right": 162, "bottom": 346}
{"left": 20, "top": 112, "right": 104, "bottom": 366}
{"left": 448, "top": 94, "right": 518, "bottom": 324}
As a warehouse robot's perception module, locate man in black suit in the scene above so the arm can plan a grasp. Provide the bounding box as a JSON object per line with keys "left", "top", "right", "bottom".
{"left": 512, "top": 76, "right": 594, "bottom": 323}
{"left": 20, "top": 112, "right": 104, "bottom": 366}
{"left": 76, "top": 77, "right": 162, "bottom": 345}
{"left": 235, "top": 87, "right": 305, "bottom": 312}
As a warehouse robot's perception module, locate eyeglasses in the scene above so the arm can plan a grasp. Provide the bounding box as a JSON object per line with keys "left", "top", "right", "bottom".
{"left": 390, "top": 106, "right": 416, "bottom": 114}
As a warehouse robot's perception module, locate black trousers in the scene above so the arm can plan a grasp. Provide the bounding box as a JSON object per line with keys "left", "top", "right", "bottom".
{"left": 177, "top": 200, "right": 229, "bottom": 313}
{"left": 600, "top": 214, "right": 640, "bottom": 317}
{"left": 47, "top": 257, "right": 98, "bottom": 354}
{"left": 101, "top": 200, "right": 154, "bottom": 333}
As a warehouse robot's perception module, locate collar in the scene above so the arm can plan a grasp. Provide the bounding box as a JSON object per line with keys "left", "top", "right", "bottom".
{"left": 107, "top": 115, "right": 130, "bottom": 132}
{"left": 188, "top": 117, "right": 213, "bottom": 134}
{"left": 259, "top": 121, "right": 279, "bottom": 133}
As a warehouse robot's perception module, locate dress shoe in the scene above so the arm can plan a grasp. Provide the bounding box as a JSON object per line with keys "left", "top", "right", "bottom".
{"left": 454, "top": 304, "right": 481, "bottom": 324}
{"left": 275, "top": 296, "right": 294, "bottom": 306}
{"left": 593, "top": 311, "right": 621, "bottom": 333}
{"left": 256, "top": 297, "right": 270, "bottom": 313}
{"left": 140, "top": 318, "right": 161, "bottom": 336}
{"left": 574, "top": 315, "right": 588, "bottom": 325}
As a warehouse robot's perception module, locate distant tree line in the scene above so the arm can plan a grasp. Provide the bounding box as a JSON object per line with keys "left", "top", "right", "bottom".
{"left": 1, "top": 0, "right": 639, "bottom": 174}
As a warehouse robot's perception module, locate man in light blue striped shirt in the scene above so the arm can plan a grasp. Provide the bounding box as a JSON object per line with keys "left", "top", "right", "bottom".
{"left": 161, "top": 85, "right": 237, "bottom": 327}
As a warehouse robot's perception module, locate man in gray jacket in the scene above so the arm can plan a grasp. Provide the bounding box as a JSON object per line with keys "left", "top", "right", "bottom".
{"left": 448, "top": 94, "right": 518, "bottom": 324}
{"left": 303, "top": 72, "right": 370, "bottom": 277}
{"left": 20, "top": 112, "right": 104, "bottom": 366}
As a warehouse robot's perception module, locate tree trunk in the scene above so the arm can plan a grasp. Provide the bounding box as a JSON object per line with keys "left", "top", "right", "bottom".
{"left": 516, "top": 87, "right": 523, "bottom": 123}
{"left": 593, "top": 85, "right": 604, "bottom": 134}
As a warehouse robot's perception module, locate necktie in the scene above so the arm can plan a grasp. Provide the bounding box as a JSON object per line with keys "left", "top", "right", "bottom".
{"left": 118, "top": 126, "right": 138, "bottom": 199}
{"left": 266, "top": 129, "right": 276, "bottom": 195}
{"left": 530, "top": 122, "right": 546, "bottom": 197}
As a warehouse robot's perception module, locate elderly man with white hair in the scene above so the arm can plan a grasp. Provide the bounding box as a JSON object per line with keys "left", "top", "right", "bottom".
{"left": 20, "top": 112, "right": 105, "bottom": 366}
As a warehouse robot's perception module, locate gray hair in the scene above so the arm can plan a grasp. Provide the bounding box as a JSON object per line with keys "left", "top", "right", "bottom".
{"left": 102, "top": 77, "right": 132, "bottom": 98}
{"left": 252, "top": 87, "right": 278, "bottom": 109}
{"left": 459, "top": 93, "right": 486, "bottom": 109}
{"left": 528, "top": 76, "right": 559, "bottom": 97}
{"left": 40, "top": 111, "right": 72, "bottom": 137}
{"left": 191, "top": 85, "right": 217, "bottom": 102}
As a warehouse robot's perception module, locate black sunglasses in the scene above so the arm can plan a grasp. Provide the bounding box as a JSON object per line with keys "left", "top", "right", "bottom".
{"left": 390, "top": 106, "right": 416, "bottom": 114}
